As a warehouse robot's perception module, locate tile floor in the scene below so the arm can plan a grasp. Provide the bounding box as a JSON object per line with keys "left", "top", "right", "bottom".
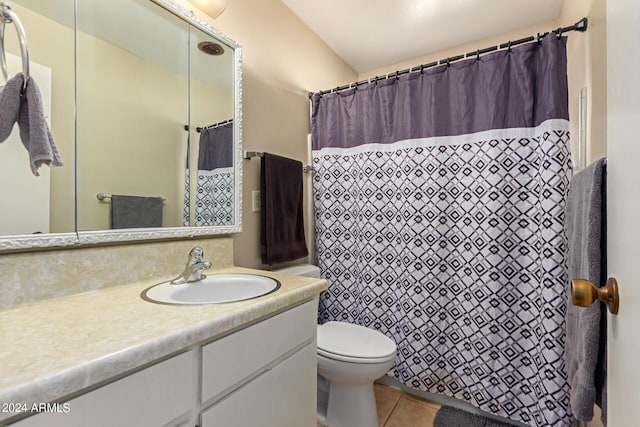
{"left": 317, "top": 383, "right": 441, "bottom": 427}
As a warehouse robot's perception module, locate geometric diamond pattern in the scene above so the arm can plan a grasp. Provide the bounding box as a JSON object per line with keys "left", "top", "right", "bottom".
{"left": 195, "top": 167, "right": 234, "bottom": 226}
{"left": 313, "top": 128, "right": 572, "bottom": 426}
{"left": 182, "top": 171, "right": 191, "bottom": 227}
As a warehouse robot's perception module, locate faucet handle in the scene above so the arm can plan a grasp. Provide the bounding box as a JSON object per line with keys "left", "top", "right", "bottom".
{"left": 187, "top": 246, "right": 205, "bottom": 264}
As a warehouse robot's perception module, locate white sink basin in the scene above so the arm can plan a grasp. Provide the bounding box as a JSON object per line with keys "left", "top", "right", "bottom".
{"left": 141, "top": 274, "right": 281, "bottom": 305}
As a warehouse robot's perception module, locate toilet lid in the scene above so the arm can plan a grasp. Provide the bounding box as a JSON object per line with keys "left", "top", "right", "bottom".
{"left": 317, "top": 321, "right": 397, "bottom": 360}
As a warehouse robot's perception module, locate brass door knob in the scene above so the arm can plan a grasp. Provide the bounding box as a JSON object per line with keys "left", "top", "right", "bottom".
{"left": 571, "top": 277, "right": 619, "bottom": 314}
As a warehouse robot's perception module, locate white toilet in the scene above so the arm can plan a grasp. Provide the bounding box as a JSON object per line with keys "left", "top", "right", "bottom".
{"left": 274, "top": 264, "right": 397, "bottom": 427}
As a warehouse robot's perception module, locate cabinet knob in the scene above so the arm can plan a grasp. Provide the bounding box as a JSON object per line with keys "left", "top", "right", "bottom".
{"left": 571, "top": 277, "right": 620, "bottom": 314}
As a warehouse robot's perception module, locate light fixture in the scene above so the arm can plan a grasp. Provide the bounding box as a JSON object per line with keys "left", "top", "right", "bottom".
{"left": 188, "top": 0, "right": 225, "bottom": 19}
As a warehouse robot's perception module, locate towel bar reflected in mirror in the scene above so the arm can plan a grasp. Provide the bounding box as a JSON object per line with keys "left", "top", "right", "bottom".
{"left": 96, "top": 193, "right": 167, "bottom": 202}
{"left": 572, "top": 277, "right": 620, "bottom": 314}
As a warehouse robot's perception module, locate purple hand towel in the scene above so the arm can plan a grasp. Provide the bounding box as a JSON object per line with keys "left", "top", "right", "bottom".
{"left": 260, "top": 153, "right": 309, "bottom": 265}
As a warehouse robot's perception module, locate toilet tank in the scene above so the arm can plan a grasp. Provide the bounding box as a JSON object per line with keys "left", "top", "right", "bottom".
{"left": 273, "top": 264, "right": 321, "bottom": 278}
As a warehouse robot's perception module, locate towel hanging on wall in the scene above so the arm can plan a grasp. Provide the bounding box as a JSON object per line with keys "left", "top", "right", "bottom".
{"left": 565, "top": 157, "right": 607, "bottom": 424}
{"left": 260, "top": 152, "right": 308, "bottom": 265}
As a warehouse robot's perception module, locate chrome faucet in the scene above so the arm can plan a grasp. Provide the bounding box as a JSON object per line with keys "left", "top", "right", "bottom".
{"left": 170, "top": 246, "right": 212, "bottom": 285}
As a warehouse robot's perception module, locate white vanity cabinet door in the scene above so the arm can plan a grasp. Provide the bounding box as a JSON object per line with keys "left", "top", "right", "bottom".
{"left": 200, "top": 299, "right": 318, "bottom": 427}
{"left": 200, "top": 343, "right": 316, "bottom": 427}
{"left": 200, "top": 370, "right": 274, "bottom": 427}
{"left": 270, "top": 343, "right": 317, "bottom": 427}
{"left": 12, "top": 351, "right": 193, "bottom": 427}
{"left": 201, "top": 300, "right": 317, "bottom": 403}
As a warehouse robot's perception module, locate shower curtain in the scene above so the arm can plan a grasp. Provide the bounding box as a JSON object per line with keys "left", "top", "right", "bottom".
{"left": 194, "top": 122, "right": 234, "bottom": 226}
{"left": 311, "top": 36, "right": 571, "bottom": 426}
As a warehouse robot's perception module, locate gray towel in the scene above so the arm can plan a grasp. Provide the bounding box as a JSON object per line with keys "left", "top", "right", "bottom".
{"left": 110, "top": 195, "right": 164, "bottom": 229}
{"left": 565, "top": 157, "right": 607, "bottom": 424}
{"left": 18, "top": 74, "right": 63, "bottom": 175}
{"left": 434, "top": 406, "right": 514, "bottom": 427}
{"left": 0, "top": 73, "right": 63, "bottom": 176}
{"left": 0, "top": 73, "right": 23, "bottom": 142}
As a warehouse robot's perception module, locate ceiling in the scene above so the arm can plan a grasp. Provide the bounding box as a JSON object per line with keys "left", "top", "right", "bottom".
{"left": 281, "top": 0, "right": 565, "bottom": 73}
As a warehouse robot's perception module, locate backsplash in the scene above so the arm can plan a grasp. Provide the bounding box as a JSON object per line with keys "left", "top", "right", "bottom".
{"left": 0, "top": 237, "right": 233, "bottom": 309}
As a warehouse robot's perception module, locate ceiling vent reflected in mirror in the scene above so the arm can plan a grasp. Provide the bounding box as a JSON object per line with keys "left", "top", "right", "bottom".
{"left": 198, "top": 41, "right": 224, "bottom": 55}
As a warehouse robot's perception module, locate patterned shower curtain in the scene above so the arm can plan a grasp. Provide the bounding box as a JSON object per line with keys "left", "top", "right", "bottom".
{"left": 311, "top": 36, "right": 572, "bottom": 426}
{"left": 194, "top": 122, "right": 234, "bottom": 226}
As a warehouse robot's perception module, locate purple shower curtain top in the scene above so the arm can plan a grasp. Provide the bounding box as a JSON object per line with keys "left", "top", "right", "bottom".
{"left": 311, "top": 36, "right": 568, "bottom": 150}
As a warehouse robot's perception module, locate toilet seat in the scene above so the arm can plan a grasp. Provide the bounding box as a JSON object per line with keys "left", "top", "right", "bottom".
{"left": 317, "top": 321, "right": 397, "bottom": 364}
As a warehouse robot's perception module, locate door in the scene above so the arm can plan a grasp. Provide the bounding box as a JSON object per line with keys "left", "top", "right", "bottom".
{"left": 606, "top": 0, "right": 640, "bottom": 425}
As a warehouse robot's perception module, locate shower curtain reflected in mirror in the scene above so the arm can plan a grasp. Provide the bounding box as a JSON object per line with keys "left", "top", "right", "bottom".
{"left": 312, "top": 36, "right": 572, "bottom": 427}
{"left": 190, "top": 121, "right": 234, "bottom": 226}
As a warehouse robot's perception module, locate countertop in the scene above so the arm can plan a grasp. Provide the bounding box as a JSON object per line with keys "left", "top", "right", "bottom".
{"left": 0, "top": 267, "right": 327, "bottom": 423}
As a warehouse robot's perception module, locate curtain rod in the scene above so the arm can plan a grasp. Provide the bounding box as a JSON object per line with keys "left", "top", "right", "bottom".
{"left": 183, "top": 118, "right": 233, "bottom": 133}
{"left": 309, "top": 17, "right": 588, "bottom": 98}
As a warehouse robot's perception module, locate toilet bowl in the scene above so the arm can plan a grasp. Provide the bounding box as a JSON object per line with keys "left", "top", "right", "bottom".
{"left": 274, "top": 264, "right": 397, "bottom": 427}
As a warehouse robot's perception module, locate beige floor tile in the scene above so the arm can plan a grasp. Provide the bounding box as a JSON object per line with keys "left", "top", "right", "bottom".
{"left": 401, "top": 391, "right": 442, "bottom": 410}
{"left": 374, "top": 383, "right": 403, "bottom": 426}
{"left": 384, "top": 396, "right": 439, "bottom": 427}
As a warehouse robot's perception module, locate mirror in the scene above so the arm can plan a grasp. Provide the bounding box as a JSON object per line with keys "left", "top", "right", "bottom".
{"left": 0, "top": 0, "right": 242, "bottom": 251}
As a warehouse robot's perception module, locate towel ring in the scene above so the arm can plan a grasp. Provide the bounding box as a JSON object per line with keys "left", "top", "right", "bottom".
{"left": 0, "top": 2, "right": 29, "bottom": 89}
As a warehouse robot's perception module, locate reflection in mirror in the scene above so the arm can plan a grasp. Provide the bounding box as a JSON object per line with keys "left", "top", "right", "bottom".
{"left": 76, "top": 0, "right": 191, "bottom": 231}
{"left": 0, "top": 0, "right": 75, "bottom": 237}
{"left": 0, "top": 0, "right": 242, "bottom": 250}
{"left": 191, "top": 120, "right": 234, "bottom": 226}
{"left": 188, "top": 23, "right": 234, "bottom": 227}
{"left": 74, "top": 0, "right": 238, "bottom": 232}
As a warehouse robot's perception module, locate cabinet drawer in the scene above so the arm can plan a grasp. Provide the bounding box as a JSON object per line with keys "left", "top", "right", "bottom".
{"left": 201, "top": 344, "right": 316, "bottom": 427}
{"left": 201, "top": 300, "right": 316, "bottom": 403}
{"left": 13, "top": 351, "right": 193, "bottom": 427}
{"left": 200, "top": 370, "right": 273, "bottom": 427}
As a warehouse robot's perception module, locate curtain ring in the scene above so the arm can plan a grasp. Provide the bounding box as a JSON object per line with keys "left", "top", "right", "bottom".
{"left": 445, "top": 58, "right": 450, "bottom": 67}
{"left": 507, "top": 40, "right": 512, "bottom": 52}
{"left": 476, "top": 49, "right": 480, "bottom": 60}
{"left": 557, "top": 27, "right": 563, "bottom": 39}
{"left": 395, "top": 70, "right": 400, "bottom": 80}
{"left": 536, "top": 32, "right": 542, "bottom": 44}
{"left": 420, "top": 64, "right": 424, "bottom": 74}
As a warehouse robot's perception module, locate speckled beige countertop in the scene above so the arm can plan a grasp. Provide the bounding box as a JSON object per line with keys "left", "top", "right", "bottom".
{"left": 0, "top": 267, "right": 327, "bottom": 423}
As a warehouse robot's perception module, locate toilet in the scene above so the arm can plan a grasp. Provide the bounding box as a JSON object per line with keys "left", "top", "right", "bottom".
{"left": 274, "top": 264, "right": 397, "bottom": 427}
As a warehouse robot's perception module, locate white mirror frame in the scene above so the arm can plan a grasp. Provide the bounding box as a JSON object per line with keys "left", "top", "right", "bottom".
{"left": 0, "top": 0, "right": 243, "bottom": 252}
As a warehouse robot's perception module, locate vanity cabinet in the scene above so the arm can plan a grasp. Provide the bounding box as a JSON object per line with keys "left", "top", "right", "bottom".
{"left": 200, "top": 300, "right": 317, "bottom": 427}
{"left": 7, "top": 299, "right": 317, "bottom": 427}
{"left": 11, "top": 351, "right": 194, "bottom": 427}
